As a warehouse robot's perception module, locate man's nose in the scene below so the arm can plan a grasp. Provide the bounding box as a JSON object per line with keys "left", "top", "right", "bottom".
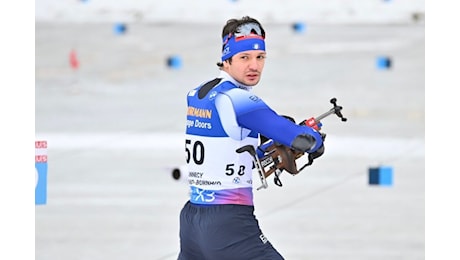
{"left": 248, "top": 58, "right": 260, "bottom": 70}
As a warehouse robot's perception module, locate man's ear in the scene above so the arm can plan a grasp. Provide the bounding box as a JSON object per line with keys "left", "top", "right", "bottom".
{"left": 223, "top": 60, "right": 231, "bottom": 69}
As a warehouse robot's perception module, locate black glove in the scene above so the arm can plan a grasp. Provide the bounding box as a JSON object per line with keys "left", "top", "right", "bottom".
{"left": 306, "top": 133, "right": 326, "bottom": 165}
{"left": 308, "top": 143, "right": 324, "bottom": 161}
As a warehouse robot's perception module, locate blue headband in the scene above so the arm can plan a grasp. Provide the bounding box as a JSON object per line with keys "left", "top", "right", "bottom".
{"left": 221, "top": 35, "right": 266, "bottom": 62}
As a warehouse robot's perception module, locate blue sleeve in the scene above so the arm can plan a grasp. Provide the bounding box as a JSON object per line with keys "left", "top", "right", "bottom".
{"left": 223, "top": 88, "right": 323, "bottom": 152}
{"left": 237, "top": 108, "right": 323, "bottom": 153}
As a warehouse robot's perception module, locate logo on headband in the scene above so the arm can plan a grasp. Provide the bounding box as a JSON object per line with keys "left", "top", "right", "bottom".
{"left": 253, "top": 43, "right": 260, "bottom": 50}
{"left": 222, "top": 46, "right": 230, "bottom": 57}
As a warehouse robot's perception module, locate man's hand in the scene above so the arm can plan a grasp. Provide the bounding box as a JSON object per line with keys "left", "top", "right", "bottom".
{"left": 308, "top": 143, "right": 324, "bottom": 161}
{"left": 306, "top": 132, "right": 326, "bottom": 164}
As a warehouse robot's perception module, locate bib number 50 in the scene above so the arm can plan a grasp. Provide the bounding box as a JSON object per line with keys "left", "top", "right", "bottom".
{"left": 185, "top": 139, "right": 246, "bottom": 176}
{"left": 185, "top": 139, "right": 204, "bottom": 165}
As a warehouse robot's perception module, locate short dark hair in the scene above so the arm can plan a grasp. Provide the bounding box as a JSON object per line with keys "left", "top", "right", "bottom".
{"left": 216, "top": 16, "right": 265, "bottom": 68}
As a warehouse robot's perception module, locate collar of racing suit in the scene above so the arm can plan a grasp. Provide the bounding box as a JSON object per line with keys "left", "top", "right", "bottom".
{"left": 218, "top": 70, "right": 254, "bottom": 91}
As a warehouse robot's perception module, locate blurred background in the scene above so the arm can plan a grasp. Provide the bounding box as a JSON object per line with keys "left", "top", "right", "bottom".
{"left": 36, "top": 1, "right": 425, "bottom": 259}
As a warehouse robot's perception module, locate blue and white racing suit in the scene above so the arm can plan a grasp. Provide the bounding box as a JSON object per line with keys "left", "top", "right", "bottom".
{"left": 178, "top": 70, "right": 323, "bottom": 260}
{"left": 185, "top": 71, "right": 322, "bottom": 206}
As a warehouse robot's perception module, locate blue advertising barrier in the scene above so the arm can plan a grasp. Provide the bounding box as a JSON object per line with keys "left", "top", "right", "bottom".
{"left": 35, "top": 140, "right": 48, "bottom": 205}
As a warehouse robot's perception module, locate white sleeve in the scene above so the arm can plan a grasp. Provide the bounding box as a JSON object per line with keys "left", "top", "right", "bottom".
{"left": 215, "top": 93, "right": 252, "bottom": 140}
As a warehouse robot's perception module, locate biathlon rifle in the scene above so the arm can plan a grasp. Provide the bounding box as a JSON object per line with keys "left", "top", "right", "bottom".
{"left": 237, "top": 97, "right": 347, "bottom": 190}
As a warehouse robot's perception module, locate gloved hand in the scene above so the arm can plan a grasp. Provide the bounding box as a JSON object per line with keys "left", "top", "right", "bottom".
{"left": 306, "top": 132, "right": 326, "bottom": 165}
{"left": 308, "top": 143, "right": 324, "bottom": 161}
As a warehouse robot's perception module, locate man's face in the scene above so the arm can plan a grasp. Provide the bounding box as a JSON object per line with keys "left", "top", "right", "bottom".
{"left": 223, "top": 50, "right": 266, "bottom": 86}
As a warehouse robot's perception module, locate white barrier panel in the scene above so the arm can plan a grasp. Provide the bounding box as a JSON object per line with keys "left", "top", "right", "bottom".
{"left": 35, "top": 0, "right": 425, "bottom": 24}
